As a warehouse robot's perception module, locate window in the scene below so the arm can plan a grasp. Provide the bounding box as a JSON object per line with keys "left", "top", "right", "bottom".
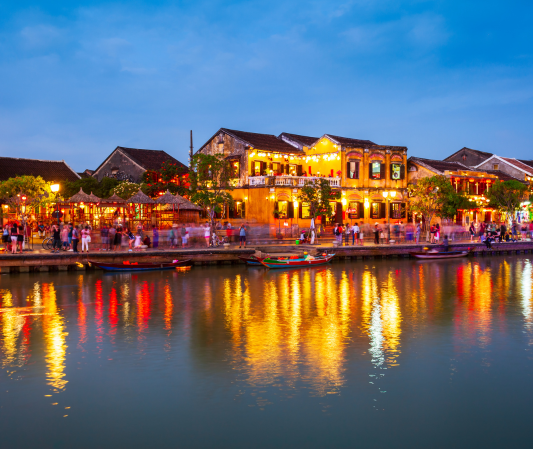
{"left": 230, "top": 161, "right": 239, "bottom": 178}
{"left": 272, "top": 162, "right": 281, "bottom": 174}
{"left": 301, "top": 202, "right": 311, "bottom": 219}
{"left": 391, "top": 163, "right": 401, "bottom": 180}
{"left": 347, "top": 160, "right": 360, "bottom": 179}
{"left": 348, "top": 201, "right": 360, "bottom": 219}
{"left": 391, "top": 203, "right": 401, "bottom": 219}
{"left": 371, "top": 203, "right": 380, "bottom": 219}
{"left": 371, "top": 162, "right": 382, "bottom": 179}
{"left": 253, "top": 161, "right": 261, "bottom": 176}
{"left": 232, "top": 201, "right": 245, "bottom": 218}
{"left": 289, "top": 164, "right": 298, "bottom": 176}
{"left": 493, "top": 164, "right": 499, "bottom": 170}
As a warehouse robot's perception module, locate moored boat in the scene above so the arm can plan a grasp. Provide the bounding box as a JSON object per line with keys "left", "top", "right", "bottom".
{"left": 409, "top": 250, "right": 469, "bottom": 259}
{"left": 238, "top": 255, "right": 264, "bottom": 266}
{"left": 260, "top": 254, "right": 335, "bottom": 269}
{"left": 88, "top": 259, "right": 192, "bottom": 272}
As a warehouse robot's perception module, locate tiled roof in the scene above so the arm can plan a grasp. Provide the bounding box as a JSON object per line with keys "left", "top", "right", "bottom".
{"left": 0, "top": 157, "right": 80, "bottom": 182}
{"left": 501, "top": 157, "right": 533, "bottom": 175}
{"left": 444, "top": 147, "right": 493, "bottom": 161}
{"left": 279, "top": 132, "right": 319, "bottom": 147}
{"left": 483, "top": 170, "right": 525, "bottom": 182}
{"left": 518, "top": 159, "right": 533, "bottom": 169}
{"left": 118, "top": 147, "right": 188, "bottom": 171}
{"left": 324, "top": 134, "right": 376, "bottom": 148}
{"left": 409, "top": 157, "right": 470, "bottom": 174}
{"left": 221, "top": 129, "right": 303, "bottom": 154}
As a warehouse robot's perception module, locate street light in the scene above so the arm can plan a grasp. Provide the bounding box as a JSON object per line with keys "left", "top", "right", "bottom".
{"left": 382, "top": 190, "right": 397, "bottom": 243}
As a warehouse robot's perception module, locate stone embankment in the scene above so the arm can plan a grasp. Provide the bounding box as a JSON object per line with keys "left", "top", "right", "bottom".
{"left": 0, "top": 241, "right": 532, "bottom": 274}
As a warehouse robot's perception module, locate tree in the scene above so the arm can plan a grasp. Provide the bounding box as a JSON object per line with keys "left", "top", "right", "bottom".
{"left": 64, "top": 177, "right": 120, "bottom": 199}
{"left": 113, "top": 181, "right": 147, "bottom": 199}
{"left": 0, "top": 176, "right": 59, "bottom": 216}
{"left": 297, "top": 179, "right": 341, "bottom": 222}
{"left": 408, "top": 175, "right": 476, "bottom": 227}
{"left": 189, "top": 153, "right": 234, "bottom": 233}
{"left": 485, "top": 179, "right": 529, "bottom": 222}
{"left": 143, "top": 161, "right": 190, "bottom": 198}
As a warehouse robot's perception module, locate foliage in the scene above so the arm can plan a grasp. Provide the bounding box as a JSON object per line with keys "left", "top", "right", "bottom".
{"left": 142, "top": 161, "right": 189, "bottom": 198}
{"left": 297, "top": 179, "right": 341, "bottom": 220}
{"left": 0, "top": 176, "right": 59, "bottom": 216}
{"left": 64, "top": 177, "right": 120, "bottom": 199}
{"left": 189, "top": 153, "right": 234, "bottom": 231}
{"left": 408, "top": 175, "right": 476, "bottom": 227}
{"left": 485, "top": 180, "right": 529, "bottom": 222}
{"left": 113, "top": 181, "right": 147, "bottom": 199}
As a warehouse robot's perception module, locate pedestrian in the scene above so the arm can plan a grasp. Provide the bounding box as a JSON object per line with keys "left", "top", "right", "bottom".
{"left": 434, "top": 223, "right": 440, "bottom": 244}
{"left": 10, "top": 222, "right": 19, "bottom": 254}
{"left": 2, "top": 224, "right": 10, "bottom": 252}
{"left": 81, "top": 225, "right": 91, "bottom": 253}
{"left": 352, "top": 222, "right": 359, "bottom": 245}
{"left": 37, "top": 222, "right": 45, "bottom": 238}
{"left": 126, "top": 228, "right": 135, "bottom": 250}
{"left": 108, "top": 224, "right": 116, "bottom": 251}
{"left": 101, "top": 224, "right": 109, "bottom": 251}
{"left": 415, "top": 222, "right": 421, "bottom": 244}
{"left": 72, "top": 225, "right": 79, "bottom": 253}
{"left": 17, "top": 224, "right": 24, "bottom": 253}
{"left": 381, "top": 221, "right": 387, "bottom": 244}
{"left": 204, "top": 223, "right": 211, "bottom": 247}
{"left": 182, "top": 226, "right": 189, "bottom": 247}
{"left": 374, "top": 223, "right": 381, "bottom": 245}
{"left": 180, "top": 223, "right": 186, "bottom": 247}
{"left": 114, "top": 226, "right": 123, "bottom": 251}
{"left": 359, "top": 222, "right": 364, "bottom": 245}
{"left": 310, "top": 219, "right": 316, "bottom": 245}
{"left": 61, "top": 225, "right": 69, "bottom": 250}
{"left": 469, "top": 222, "right": 475, "bottom": 242}
{"left": 442, "top": 235, "right": 449, "bottom": 252}
{"left": 334, "top": 223, "right": 342, "bottom": 245}
{"left": 239, "top": 223, "right": 246, "bottom": 248}
{"left": 51, "top": 224, "right": 61, "bottom": 253}
{"left": 344, "top": 223, "right": 351, "bottom": 246}
{"left": 152, "top": 225, "right": 159, "bottom": 249}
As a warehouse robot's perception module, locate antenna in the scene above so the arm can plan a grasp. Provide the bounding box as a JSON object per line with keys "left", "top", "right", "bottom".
{"left": 189, "top": 130, "right": 193, "bottom": 169}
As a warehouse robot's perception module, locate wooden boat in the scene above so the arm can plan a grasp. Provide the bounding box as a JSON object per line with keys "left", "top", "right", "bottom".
{"left": 88, "top": 259, "right": 192, "bottom": 272}
{"left": 260, "top": 254, "right": 335, "bottom": 269}
{"left": 238, "top": 255, "right": 264, "bottom": 266}
{"left": 409, "top": 250, "right": 469, "bottom": 259}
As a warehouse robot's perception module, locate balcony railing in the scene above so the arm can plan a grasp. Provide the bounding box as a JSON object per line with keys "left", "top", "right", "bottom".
{"left": 248, "top": 176, "right": 341, "bottom": 187}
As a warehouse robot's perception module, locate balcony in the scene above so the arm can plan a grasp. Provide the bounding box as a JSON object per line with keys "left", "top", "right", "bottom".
{"left": 248, "top": 176, "right": 341, "bottom": 188}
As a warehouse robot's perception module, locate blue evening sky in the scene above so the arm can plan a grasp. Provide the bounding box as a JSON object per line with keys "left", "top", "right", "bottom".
{"left": 1, "top": 1, "right": 532, "bottom": 171}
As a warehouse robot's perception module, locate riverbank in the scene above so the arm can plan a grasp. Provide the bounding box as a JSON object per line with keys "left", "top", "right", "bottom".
{"left": 1, "top": 240, "right": 533, "bottom": 274}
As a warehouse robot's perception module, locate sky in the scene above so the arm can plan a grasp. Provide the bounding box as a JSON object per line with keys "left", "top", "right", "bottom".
{"left": 0, "top": 0, "right": 532, "bottom": 172}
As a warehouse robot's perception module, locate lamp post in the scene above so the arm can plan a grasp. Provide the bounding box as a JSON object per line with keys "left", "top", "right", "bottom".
{"left": 51, "top": 184, "right": 60, "bottom": 226}
{"left": 382, "top": 190, "right": 397, "bottom": 243}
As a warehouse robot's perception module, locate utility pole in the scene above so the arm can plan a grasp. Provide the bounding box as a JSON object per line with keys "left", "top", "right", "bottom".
{"left": 189, "top": 130, "right": 193, "bottom": 169}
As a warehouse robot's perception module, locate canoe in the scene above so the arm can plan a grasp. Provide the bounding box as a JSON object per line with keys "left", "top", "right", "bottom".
{"left": 88, "top": 259, "right": 192, "bottom": 272}
{"left": 260, "top": 254, "right": 335, "bottom": 269}
{"left": 409, "top": 250, "right": 469, "bottom": 259}
{"left": 238, "top": 256, "right": 264, "bottom": 266}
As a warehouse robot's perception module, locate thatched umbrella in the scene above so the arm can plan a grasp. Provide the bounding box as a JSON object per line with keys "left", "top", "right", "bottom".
{"left": 155, "top": 190, "right": 183, "bottom": 223}
{"left": 105, "top": 194, "right": 126, "bottom": 204}
{"left": 127, "top": 189, "right": 155, "bottom": 204}
{"left": 87, "top": 192, "right": 101, "bottom": 203}
{"left": 67, "top": 188, "right": 92, "bottom": 203}
{"left": 174, "top": 194, "right": 202, "bottom": 211}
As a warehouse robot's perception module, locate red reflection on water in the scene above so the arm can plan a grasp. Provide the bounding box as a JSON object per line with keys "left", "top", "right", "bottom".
{"left": 109, "top": 287, "right": 118, "bottom": 342}
{"left": 137, "top": 282, "right": 152, "bottom": 337}
{"left": 95, "top": 280, "right": 104, "bottom": 346}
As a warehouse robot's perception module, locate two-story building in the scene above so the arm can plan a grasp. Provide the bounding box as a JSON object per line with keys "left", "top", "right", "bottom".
{"left": 196, "top": 128, "right": 408, "bottom": 229}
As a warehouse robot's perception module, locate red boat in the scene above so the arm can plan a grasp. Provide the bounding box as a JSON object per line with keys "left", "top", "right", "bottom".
{"left": 260, "top": 254, "right": 335, "bottom": 269}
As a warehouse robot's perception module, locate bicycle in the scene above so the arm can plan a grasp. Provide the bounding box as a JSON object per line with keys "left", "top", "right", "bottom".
{"left": 211, "top": 234, "right": 229, "bottom": 247}
{"left": 42, "top": 237, "right": 67, "bottom": 251}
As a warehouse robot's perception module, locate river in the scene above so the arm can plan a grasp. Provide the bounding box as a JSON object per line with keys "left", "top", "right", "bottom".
{"left": 1, "top": 256, "right": 532, "bottom": 448}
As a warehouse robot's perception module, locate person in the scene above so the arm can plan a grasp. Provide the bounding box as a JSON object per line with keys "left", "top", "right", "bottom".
{"left": 67, "top": 223, "right": 73, "bottom": 250}
{"left": 442, "top": 235, "right": 449, "bottom": 252}
{"left": 434, "top": 223, "right": 440, "bottom": 244}
{"left": 134, "top": 228, "right": 143, "bottom": 248}
{"left": 310, "top": 218, "right": 316, "bottom": 245}
{"left": 10, "top": 222, "right": 19, "bottom": 254}
{"left": 101, "top": 224, "right": 109, "bottom": 251}
{"left": 108, "top": 225, "right": 116, "bottom": 251}
{"left": 126, "top": 228, "right": 135, "bottom": 250}
{"left": 143, "top": 235, "right": 151, "bottom": 248}
{"left": 352, "top": 222, "right": 359, "bottom": 245}
{"left": 169, "top": 225, "right": 177, "bottom": 249}
{"left": 226, "top": 222, "right": 232, "bottom": 243}
{"left": 359, "top": 222, "right": 364, "bottom": 245}
{"left": 484, "top": 232, "right": 493, "bottom": 249}
{"left": 204, "top": 223, "right": 211, "bottom": 247}
{"left": 2, "top": 224, "right": 10, "bottom": 252}
{"left": 344, "top": 223, "right": 351, "bottom": 246}
{"left": 181, "top": 224, "right": 186, "bottom": 246}
{"left": 239, "top": 223, "right": 246, "bottom": 248}
{"left": 381, "top": 221, "right": 387, "bottom": 244}
{"left": 152, "top": 225, "right": 159, "bottom": 249}
{"left": 72, "top": 225, "right": 79, "bottom": 253}
{"left": 373, "top": 223, "right": 381, "bottom": 245}
{"left": 430, "top": 224, "right": 435, "bottom": 243}
{"left": 81, "top": 225, "right": 91, "bottom": 253}
{"left": 114, "top": 226, "right": 123, "bottom": 251}
{"left": 17, "top": 224, "right": 24, "bottom": 253}
{"left": 469, "top": 222, "right": 475, "bottom": 242}
{"left": 44, "top": 223, "right": 50, "bottom": 237}
{"left": 416, "top": 222, "right": 422, "bottom": 244}
{"left": 182, "top": 226, "right": 189, "bottom": 247}
{"left": 334, "top": 223, "right": 342, "bottom": 245}
{"left": 393, "top": 222, "right": 400, "bottom": 243}
{"left": 37, "top": 222, "right": 45, "bottom": 238}
{"left": 51, "top": 224, "right": 61, "bottom": 253}
{"left": 61, "top": 225, "right": 69, "bottom": 250}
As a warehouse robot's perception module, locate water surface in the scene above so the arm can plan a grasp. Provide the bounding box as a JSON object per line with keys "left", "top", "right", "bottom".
{"left": 1, "top": 257, "right": 533, "bottom": 448}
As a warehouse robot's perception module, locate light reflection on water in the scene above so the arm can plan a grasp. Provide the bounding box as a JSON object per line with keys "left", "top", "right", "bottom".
{"left": 1, "top": 256, "right": 533, "bottom": 448}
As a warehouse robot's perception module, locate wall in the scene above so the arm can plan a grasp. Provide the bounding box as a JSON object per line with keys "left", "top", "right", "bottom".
{"left": 477, "top": 159, "right": 526, "bottom": 181}
{"left": 94, "top": 151, "right": 144, "bottom": 182}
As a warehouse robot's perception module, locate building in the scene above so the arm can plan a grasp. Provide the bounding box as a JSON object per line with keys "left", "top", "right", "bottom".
{"left": 0, "top": 156, "right": 80, "bottom": 183}
{"left": 474, "top": 155, "right": 533, "bottom": 186}
{"left": 407, "top": 156, "right": 526, "bottom": 225}
{"left": 444, "top": 147, "right": 493, "bottom": 167}
{"left": 92, "top": 146, "right": 188, "bottom": 183}
{"left": 196, "top": 128, "right": 408, "bottom": 229}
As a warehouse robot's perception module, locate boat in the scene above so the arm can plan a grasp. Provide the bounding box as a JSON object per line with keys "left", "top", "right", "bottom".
{"left": 88, "top": 259, "right": 192, "bottom": 272}
{"left": 238, "top": 255, "right": 264, "bottom": 266}
{"left": 260, "top": 254, "right": 335, "bottom": 269}
{"left": 409, "top": 250, "right": 470, "bottom": 259}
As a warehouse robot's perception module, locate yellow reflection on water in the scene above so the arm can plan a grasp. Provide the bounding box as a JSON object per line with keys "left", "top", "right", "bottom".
{"left": 41, "top": 283, "right": 68, "bottom": 392}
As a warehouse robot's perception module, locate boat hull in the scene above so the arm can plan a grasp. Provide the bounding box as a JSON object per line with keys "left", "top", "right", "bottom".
{"left": 261, "top": 255, "right": 335, "bottom": 269}
{"left": 409, "top": 251, "right": 468, "bottom": 259}
{"left": 89, "top": 259, "right": 192, "bottom": 272}
{"left": 238, "top": 256, "right": 263, "bottom": 266}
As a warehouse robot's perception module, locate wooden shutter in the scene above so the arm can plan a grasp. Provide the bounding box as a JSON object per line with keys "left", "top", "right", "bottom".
{"left": 355, "top": 162, "right": 360, "bottom": 179}
{"left": 358, "top": 201, "right": 364, "bottom": 219}
{"left": 297, "top": 165, "right": 302, "bottom": 176}
{"left": 241, "top": 202, "right": 246, "bottom": 219}
{"left": 369, "top": 163, "right": 373, "bottom": 179}
{"left": 346, "top": 162, "right": 351, "bottom": 179}
{"left": 274, "top": 201, "right": 279, "bottom": 217}
{"left": 288, "top": 202, "right": 294, "bottom": 219}
{"left": 401, "top": 202, "right": 406, "bottom": 219}
{"left": 298, "top": 203, "right": 302, "bottom": 219}
{"left": 268, "top": 163, "right": 273, "bottom": 173}
{"left": 389, "top": 202, "right": 393, "bottom": 218}
{"left": 380, "top": 163, "right": 386, "bottom": 179}
{"left": 285, "top": 164, "right": 289, "bottom": 174}
{"left": 400, "top": 164, "right": 405, "bottom": 180}
{"left": 229, "top": 203, "right": 235, "bottom": 219}
{"left": 380, "top": 203, "right": 386, "bottom": 219}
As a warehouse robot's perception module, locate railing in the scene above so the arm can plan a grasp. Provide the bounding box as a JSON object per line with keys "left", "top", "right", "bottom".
{"left": 248, "top": 176, "right": 341, "bottom": 187}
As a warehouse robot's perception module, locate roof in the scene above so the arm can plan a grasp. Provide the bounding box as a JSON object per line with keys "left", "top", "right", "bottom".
{"left": 127, "top": 189, "right": 155, "bottom": 204}
{"left": 0, "top": 157, "right": 80, "bottom": 182}
{"left": 444, "top": 147, "right": 493, "bottom": 162}
{"left": 279, "top": 132, "right": 320, "bottom": 147}
{"left": 323, "top": 134, "right": 376, "bottom": 148}
{"left": 93, "top": 146, "right": 188, "bottom": 177}
{"left": 501, "top": 157, "right": 533, "bottom": 176}
{"left": 483, "top": 170, "right": 525, "bottom": 182}
{"left": 174, "top": 194, "right": 202, "bottom": 211}
{"left": 409, "top": 157, "right": 470, "bottom": 174}
{"left": 66, "top": 188, "right": 93, "bottom": 203}
{"left": 518, "top": 159, "right": 533, "bottom": 169}
{"left": 155, "top": 190, "right": 182, "bottom": 205}
{"left": 102, "top": 194, "right": 125, "bottom": 203}
{"left": 213, "top": 128, "right": 303, "bottom": 154}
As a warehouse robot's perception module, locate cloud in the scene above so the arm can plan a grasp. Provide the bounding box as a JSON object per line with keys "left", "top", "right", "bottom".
{"left": 20, "top": 24, "right": 63, "bottom": 48}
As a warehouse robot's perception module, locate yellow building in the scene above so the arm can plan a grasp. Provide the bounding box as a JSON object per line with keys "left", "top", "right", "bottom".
{"left": 196, "top": 128, "right": 408, "bottom": 231}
